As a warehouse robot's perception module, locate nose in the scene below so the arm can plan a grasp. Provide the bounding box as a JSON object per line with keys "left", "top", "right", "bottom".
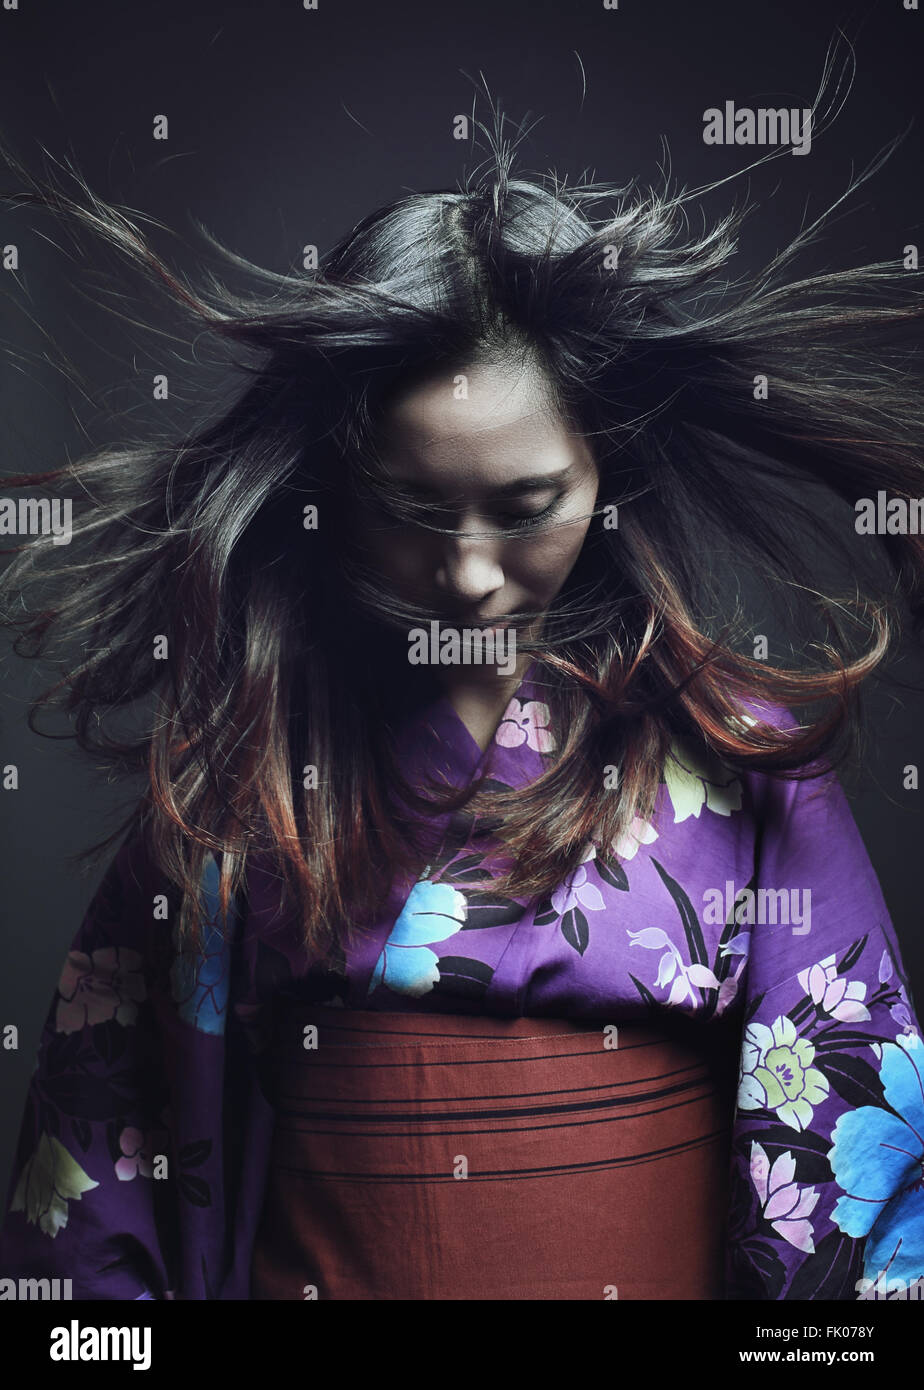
{"left": 432, "top": 527, "right": 505, "bottom": 610}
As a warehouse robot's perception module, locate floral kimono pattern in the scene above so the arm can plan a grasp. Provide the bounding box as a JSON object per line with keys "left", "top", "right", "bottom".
{"left": 0, "top": 660, "right": 921, "bottom": 1300}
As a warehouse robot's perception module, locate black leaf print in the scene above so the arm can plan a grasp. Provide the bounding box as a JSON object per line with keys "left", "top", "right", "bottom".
{"left": 813, "top": 1029, "right": 896, "bottom": 1052}
{"left": 91, "top": 1018, "right": 128, "bottom": 1067}
{"left": 443, "top": 809, "right": 477, "bottom": 848}
{"left": 814, "top": 1053, "right": 886, "bottom": 1111}
{"left": 743, "top": 990, "right": 766, "bottom": 1026}
{"left": 560, "top": 908, "right": 590, "bottom": 957}
{"left": 43, "top": 1072, "right": 125, "bottom": 1121}
{"left": 297, "top": 969, "right": 350, "bottom": 1007}
{"left": 433, "top": 956, "right": 494, "bottom": 983}
{"left": 836, "top": 935, "right": 868, "bottom": 976}
{"left": 715, "top": 874, "right": 756, "bottom": 985}
{"left": 70, "top": 1117, "right": 92, "bottom": 1153}
{"left": 595, "top": 857, "right": 629, "bottom": 893}
{"left": 178, "top": 1172, "right": 211, "bottom": 1208}
{"left": 431, "top": 956, "right": 494, "bottom": 1001}
{"left": 788, "top": 996, "right": 816, "bottom": 1028}
{"left": 629, "top": 974, "right": 658, "bottom": 1009}
{"left": 458, "top": 891, "right": 523, "bottom": 930}
{"left": 729, "top": 1238, "right": 787, "bottom": 1300}
{"left": 732, "top": 1106, "right": 776, "bottom": 1128}
{"left": 739, "top": 1125, "right": 834, "bottom": 1187}
{"left": 444, "top": 853, "right": 486, "bottom": 879}
{"left": 726, "top": 1162, "right": 753, "bottom": 1241}
{"left": 784, "top": 1227, "right": 863, "bottom": 1300}
{"left": 431, "top": 977, "right": 489, "bottom": 1002}
{"left": 178, "top": 1139, "right": 212, "bottom": 1168}
{"left": 532, "top": 895, "right": 559, "bottom": 927}
{"left": 702, "top": 875, "right": 758, "bottom": 1021}
{"left": 47, "top": 1031, "right": 84, "bottom": 1071}
{"left": 449, "top": 870, "right": 500, "bottom": 888}
{"left": 39, "top": 1099, "right": 60, "bottom": 1139}
{"left": 651, "top": 857, "right": 709, "bottom": 1002}
{"left": 651, "top": 857, "right": 708, "bottom": 967}
{"left": 109, "top": 1066, "right": 149, "bottom": 1105}
{"left": 436, "top": 788, "right": 508, "bottom": 867}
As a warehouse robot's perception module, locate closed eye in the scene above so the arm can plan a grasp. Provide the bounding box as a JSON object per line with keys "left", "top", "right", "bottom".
{"left": 368, "top": 491, "right": 566, "bottom": 531}
{"left": 497, "top": 495, "right": 566, "bottom": 530}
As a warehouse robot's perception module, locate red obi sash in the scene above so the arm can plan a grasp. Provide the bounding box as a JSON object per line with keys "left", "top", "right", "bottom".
{"left": 251, "top": 1005, "right": 739, "bottom": 1300}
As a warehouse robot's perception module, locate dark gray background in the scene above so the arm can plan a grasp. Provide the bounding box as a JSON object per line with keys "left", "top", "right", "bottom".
{"left": 1, "top": 0, "right": 922, "bottom": 1199}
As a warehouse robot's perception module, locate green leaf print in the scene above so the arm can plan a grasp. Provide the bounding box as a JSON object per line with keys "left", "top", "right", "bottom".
{"left": 11, "top": 1132, "right": 99, "bottom": 1238}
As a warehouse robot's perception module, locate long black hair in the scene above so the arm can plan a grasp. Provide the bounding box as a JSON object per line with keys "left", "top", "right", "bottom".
{"left": 1, "top": 47, "right": 922, "bottom": 956}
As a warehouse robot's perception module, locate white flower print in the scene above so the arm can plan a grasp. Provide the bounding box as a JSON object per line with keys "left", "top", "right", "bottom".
{"left": 737, "top": 1015, "right": 830, "bottom": 1131}
{"left": 663, "top": 737, "right": 743, "bottom": 822}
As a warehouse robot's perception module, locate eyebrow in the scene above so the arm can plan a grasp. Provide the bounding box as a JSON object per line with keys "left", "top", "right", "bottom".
{"left": 387, "top": 465, "right": 576, "bottom": 500}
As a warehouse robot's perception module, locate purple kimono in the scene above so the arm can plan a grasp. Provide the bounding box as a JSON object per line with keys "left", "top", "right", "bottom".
{"left": 1, "top": 660, "right": 921, "bottom": 1300}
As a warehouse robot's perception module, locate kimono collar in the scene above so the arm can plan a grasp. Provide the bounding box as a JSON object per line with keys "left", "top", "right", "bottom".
{"left": 391, "top": 657, "right": 559, "bottom": 793}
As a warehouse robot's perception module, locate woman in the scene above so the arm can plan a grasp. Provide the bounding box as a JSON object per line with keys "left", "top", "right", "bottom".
{"left": 0, "top": 102, "right": 922, "bottom": 1302}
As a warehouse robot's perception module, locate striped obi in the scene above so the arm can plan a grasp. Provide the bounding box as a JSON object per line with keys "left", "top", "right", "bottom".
{"left": 250, "top": 1003, "right": 739, "bottom": 1300}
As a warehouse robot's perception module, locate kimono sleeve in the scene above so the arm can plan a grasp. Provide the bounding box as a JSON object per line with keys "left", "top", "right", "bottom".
{"left": 0, "top": 837, "right": 274, "bottom": 1300}
{"left": 724, "top": 760, "right": 924, "bottom": 1301}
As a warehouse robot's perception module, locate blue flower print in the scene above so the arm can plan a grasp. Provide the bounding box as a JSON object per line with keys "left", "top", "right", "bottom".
{"left": 828, "top": 1032, "right": 924, "bottom": 1286}
{"left": 368, "top": 879, "right": 467, "bottom": 998}
{"left": 169, "top": 856, "right": 235, "bottom": 1035}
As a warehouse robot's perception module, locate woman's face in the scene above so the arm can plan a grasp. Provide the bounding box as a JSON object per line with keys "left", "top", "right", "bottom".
{"left": 350, "top": 360, "right": 599, "bottom": 634}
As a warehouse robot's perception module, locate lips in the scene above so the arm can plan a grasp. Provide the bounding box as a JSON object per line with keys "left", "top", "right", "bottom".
{"left": 429, "top": 606, "right": 514, "bottom": 627}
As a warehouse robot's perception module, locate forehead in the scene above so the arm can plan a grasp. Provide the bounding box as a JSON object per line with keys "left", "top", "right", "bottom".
{"left": 377, "top": 362, "right": 590, "bottom": 485}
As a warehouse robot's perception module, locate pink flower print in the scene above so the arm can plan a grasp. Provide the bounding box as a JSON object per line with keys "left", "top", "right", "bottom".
{"left": 626, "top": 925, "right": 720, "bottom": 1010}
{"left": 875, "top": 948, "right": 919, "bottom": 1042}
{"left": 611, "top": 815, "right": 659, "bottom": 860}
{"left": 889, "top": 985, "right": 919, "bottom": 1040}
{"left": 114, "top": 1126, "right": 161, "bottom": 1182}
{"left": 55, "top": 947, "right": 146, "bottom": 1034}
{"left": 494, "top": 698, "right": 556, "bottom": 753}
{"left": 550, "top": 862, "right": 606, "bottom": 918}
{"left": 750, "top": 1141, "right": 819, "bottom": 1253}
{"left": 715, "top": 959, "right": 746, "bottom": 1016}
{"left": 797, "top": 953, "right": 871, "bottom": 1023}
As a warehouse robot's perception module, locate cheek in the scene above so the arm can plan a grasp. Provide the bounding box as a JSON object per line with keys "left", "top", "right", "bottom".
{"left": 514, "top": 514, "right": 593, "bottom": 592}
